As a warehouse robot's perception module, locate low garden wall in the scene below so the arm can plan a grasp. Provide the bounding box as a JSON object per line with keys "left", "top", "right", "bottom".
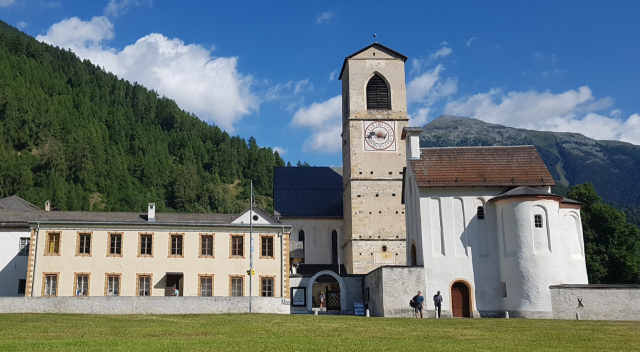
{"left": 550, "top": 284, "right": 640, "bottom": 321}
{"left": 0, "top": 296, "right": 290, "bottom": 314}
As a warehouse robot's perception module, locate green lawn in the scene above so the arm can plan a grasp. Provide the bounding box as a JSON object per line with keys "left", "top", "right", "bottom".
{"left": 0, "top": 314, "right": 638, "bottom": 351}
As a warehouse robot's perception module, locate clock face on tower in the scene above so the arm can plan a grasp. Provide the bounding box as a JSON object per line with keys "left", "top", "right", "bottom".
{"left": 364, "top": 121, "right": 396, "bottom": 151}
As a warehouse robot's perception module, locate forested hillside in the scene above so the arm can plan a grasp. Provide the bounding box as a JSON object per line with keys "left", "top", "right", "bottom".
{"left": 0, "top": 20, "right": 284, "bottom": 213}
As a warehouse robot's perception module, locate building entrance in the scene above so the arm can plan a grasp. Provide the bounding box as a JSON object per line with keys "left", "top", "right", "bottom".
{"left": 451, "top": 281, "right": 470, "bottom": 317}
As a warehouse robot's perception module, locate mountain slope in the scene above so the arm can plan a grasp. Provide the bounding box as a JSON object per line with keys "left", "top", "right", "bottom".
{"left": 0, "top": 20, "right": 283, "bottom": 213}
{"left": 420, "top": 115, "right": 640, "bottom": 225}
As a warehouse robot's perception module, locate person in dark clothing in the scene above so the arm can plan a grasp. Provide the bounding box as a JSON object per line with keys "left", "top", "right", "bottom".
{"left": 433, "top": 291, "right": 443, "bottom": 318}
{"left": 412, "top": 291, "right": 425, "bottom": 318}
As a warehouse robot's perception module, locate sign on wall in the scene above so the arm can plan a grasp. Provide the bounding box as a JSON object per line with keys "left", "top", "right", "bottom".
{"left": 354, "top": 302, "right": 365, "bottom": 316}
{"left": 291, "top": 287, "right": 306, "bottom": 306}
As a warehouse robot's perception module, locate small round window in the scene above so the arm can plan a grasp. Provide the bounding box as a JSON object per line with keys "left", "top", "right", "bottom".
{"left": 252, "top": 215, "right": 259, "bottom": 221}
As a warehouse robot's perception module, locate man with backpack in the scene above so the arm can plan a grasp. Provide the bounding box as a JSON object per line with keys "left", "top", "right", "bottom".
{"left": 411, "top": 291, "right": 425, "bottom": 318}
{"left": 433, "top": 291, "right": 443, "bottom": 318}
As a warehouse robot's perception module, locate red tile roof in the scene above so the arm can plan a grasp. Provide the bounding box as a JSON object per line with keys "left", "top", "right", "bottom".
{"left": 409, "top": 146, "right": 556, "bottom": 187}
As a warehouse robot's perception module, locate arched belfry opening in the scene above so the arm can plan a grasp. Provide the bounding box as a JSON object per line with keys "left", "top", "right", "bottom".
{"left": 366, "top": 74, "right": 390, "bottom": 110}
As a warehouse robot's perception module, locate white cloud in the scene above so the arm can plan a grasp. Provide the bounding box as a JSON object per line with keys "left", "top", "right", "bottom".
{"left": 329, "top": 69, "right": 338, "bottom": 81}
{"left": 37, "top": 16, "right": 257, "bottom": 132}
{"left": 409, "top": 107, "right": 430, "bottom": 127}
{"left": 291, "top": 96, "right": 342, "bottom": 153}
{"left": 610, "top": 109, "right": 622, "bottom": 118}
{"left": 0, "top": 0, "right": 15, "bottom": 8}
{"left": 316, "top": 11, "right": 335, "bottom": 24}
{"left": 104, "top": 0, "right": 140, "bottom": 17}
{"left": 17, "top": 21, "right": 27, "bottom": 29}
{"left": 407, "top": 64, "right": 457, "bottom": 104}
{"left": 466, "top": 36, "right": 477, "bottom": 46}
{"left": 44, "top": 1, "right": 60, "bottom": 8}
{"left": 430, "top": 46, "right": 452, "bottom": 60}
{"left": 272, "top": 147, "right": 286, "bottom": 155}
{"left": 442, "top": 86, "right": 640, "bottom": 144}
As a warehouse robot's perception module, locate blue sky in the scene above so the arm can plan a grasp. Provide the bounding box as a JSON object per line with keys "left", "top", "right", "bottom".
{"left": 2, "top": 0, "right": 639, "bottom": 167}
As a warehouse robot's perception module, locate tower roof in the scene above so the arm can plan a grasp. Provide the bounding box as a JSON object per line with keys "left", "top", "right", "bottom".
{"left": 339, "top": 43, "right": 408, "bottom": 81}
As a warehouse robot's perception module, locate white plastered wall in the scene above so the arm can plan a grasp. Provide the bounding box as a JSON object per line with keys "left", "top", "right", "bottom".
{"left": 0, "top": 229, "right": 30, "bottom": 296}
{"left": 285, "top": 218, "right": 344, "bottom": 265}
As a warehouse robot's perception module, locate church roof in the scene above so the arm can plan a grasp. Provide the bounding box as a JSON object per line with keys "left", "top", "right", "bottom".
{"left": 488, "top": 186, "right": 563, "bottom": 202}
{"left": 339, "top": 43, "right": 408, "bottom": 81}
{"left": 0, "top": 195, "right": 41, "bottom": 212}
{"left": 273, "top": 167, "right": 343, "bottom": 218}
{"left": 409, "top": 145, "right": 556, "bottom": 188}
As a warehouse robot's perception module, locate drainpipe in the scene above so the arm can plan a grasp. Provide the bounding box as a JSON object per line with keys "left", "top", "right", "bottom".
{"left": 281, "top": 225, "right": 285, "bottom": 298}
{"left": 31, "top": 222, "right": 40, "bottom": 297}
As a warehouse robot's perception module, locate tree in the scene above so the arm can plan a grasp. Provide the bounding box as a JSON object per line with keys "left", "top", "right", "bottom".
{"left": 567, "top": 183, "right": 640, "bottom": 284}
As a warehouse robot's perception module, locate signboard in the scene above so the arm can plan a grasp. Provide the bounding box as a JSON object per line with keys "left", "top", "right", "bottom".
{"left": 291, "top": 287, "right": 306, "bottom": 306}
{"left": 246, "top": 270, "right": 255, "bottom": 275}
{"left": 354, "top": 302, "right": 365, "bottom": 316}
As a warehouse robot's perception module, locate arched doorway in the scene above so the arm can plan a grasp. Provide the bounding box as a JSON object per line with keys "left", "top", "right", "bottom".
{"left": 306, "top": 270, "right": 346, "bottom": 313}
{"left": 451, "top": 281, "right": 471, "bottom": 317}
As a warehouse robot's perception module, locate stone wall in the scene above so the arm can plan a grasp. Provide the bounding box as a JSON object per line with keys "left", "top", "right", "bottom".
{"left": 0, "top": 296, "right": 290, "bottom": 314}
{"left": 550, "top": 285, "right": 640, "bottom": 321}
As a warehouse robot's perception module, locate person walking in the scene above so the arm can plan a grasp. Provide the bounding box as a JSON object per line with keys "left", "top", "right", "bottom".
{"left": 433, "top": 291, "right": 443, "bottom": 318}
{"left": 319, "top": 291, "right": 325, "bottom": 310}
{"left": 412, "top": 291, "right": 425, "bottom": 318}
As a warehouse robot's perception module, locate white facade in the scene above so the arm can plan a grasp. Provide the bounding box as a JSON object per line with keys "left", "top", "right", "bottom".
{"left": 404, "top": 160, "right": 589, "bottom": 317}
{"left": 0, "top": 228, "right": 31, "bottom": 296}
{"left": 287, "top": 218, "right": 343, "bottom": 265}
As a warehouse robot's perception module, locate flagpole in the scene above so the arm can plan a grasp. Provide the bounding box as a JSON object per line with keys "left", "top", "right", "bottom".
{"left": 249, "top": 181, "right": 253, "bottom": 314}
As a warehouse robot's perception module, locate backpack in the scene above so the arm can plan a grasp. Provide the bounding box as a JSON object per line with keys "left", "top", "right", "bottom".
{"left": 409, "top": 295, "right": 418, "bottom": 307}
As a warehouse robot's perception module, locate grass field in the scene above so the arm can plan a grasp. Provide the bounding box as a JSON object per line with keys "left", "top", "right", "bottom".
{"left": 0, "top": 314, "right": 638, "bottom": 351}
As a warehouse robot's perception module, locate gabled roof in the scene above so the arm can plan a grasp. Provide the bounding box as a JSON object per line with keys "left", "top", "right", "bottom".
{"left": 232, "top": 206, "right": 281, "bottom": 225}
{"left": 273, "top": 167, "right": 343, "bottom": 218}
{"left": 0, "top": 195, "right": 41, "bottom": 212}
{"left": 339, "top": 43, "right": 408, "bottom": 81}
{"left": 409, "top": 145, "right": 556, "bottom": 188}
{"left": 488, "top": 186, "right": 563, "bottom": 203}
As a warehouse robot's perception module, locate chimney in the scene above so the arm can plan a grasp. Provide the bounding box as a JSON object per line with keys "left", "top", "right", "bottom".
{"left": 402, "top": 127, "right": 423, "bottom": 159}
{"left": 45, "top": 200, "right": 51, "bottom": 212}
{"left": 148, "top": 203, "right": 156, "bottom": 222}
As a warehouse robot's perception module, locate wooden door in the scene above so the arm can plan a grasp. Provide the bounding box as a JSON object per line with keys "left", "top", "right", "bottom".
{"left": 451, "top": 282, "right": 470, "bottom": 317}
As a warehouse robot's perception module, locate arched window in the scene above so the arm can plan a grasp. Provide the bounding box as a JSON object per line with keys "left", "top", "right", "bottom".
{"left": 366, "top": 74, "right": 390, "bottom": 110}
{"left": 477, "top": 206, "right": 485, "bottom": 220}
{"left": 299, "top": 230, "right": 305, "bottom": 264}
{"left": 410, "top": 244, "right": 417, "bottom": 266}
{"left": 331, "top": 230, "right": 338, "bottom": 264}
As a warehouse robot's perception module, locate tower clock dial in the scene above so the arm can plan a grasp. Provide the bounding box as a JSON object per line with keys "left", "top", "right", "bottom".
{"left": 364, "top": 121, "right": 395, "bottom": 150}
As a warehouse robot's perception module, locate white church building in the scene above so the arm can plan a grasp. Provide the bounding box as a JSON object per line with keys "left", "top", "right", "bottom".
{"left": 275, "top": 42, "right": 588, "bottom": 318}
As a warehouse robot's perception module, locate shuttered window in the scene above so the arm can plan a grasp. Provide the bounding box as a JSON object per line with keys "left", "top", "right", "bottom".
{"left": 366, "top": 74, "right": 390, "bottom": 110}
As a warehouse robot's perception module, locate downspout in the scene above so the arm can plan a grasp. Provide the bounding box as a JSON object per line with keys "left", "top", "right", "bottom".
{"left": 281, "top": 225, "right": 285, "bottom": 298}
{"left": 31, "top": 222, "right": 40, "bottom": 297}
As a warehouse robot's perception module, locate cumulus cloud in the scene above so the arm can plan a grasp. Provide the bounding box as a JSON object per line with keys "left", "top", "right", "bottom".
{"left": 409, "top": 107, "right": 430, "bottom": 127}
{"left": 407, "top": 64, "right": 457, "bottom": 105}
{"left": 272, "top": 147, "right": 286, "bottom": 155}
{"left": 443, "top": 86, "right": 640, "bottom": 144}
{"left": 316, "top": 11, "right": 335, "bottom": 24}
{"left": 37, "top": 16, "right": 257, "bottom": 132}
{"left": 17, "top": 21, "right": 27, "bottom": 29}
{"left": 329, "top": 69, "right": 338, "bottom": 81}
{"left": 0, "top": 0, "right": 15, "bottom": 8}
{"left": 291, "top": 96, "right": 342, "bottom": 153}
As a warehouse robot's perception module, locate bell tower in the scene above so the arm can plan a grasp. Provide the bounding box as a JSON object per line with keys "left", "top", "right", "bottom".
{"left": 339, "top": 43, "right": 408, "bottom": 274}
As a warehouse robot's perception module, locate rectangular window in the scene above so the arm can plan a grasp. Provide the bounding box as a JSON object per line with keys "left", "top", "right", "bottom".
{"left": 75, "top": 274, "right": 89, "bottom": 296}
{"left": 201, "top": 235, "right": 214, "bottom": 257}
{"left": 261, "top": 236, "right": 274, "bottom": 258}
{"left": 18, "top": 279, "right": 26, "bottom": 295}
{"left": 78, "top": 233, "right": 91, "bottom": 255}
{"left": 231, "top": 277, "right": 243, "bottom": 297}
{"left": 106, "top": 275, "right": 120, "bottom": 296}
{"left": 140, "top": 235, "right": 153, "bottom": 256}
{"left": 534, "top": 214, "right": 543, "bottom": 228}
{"left": 19, "top": 237, "right": 30, "bottom": 256}
{"left": 200, "top": 276, "right": 213, "bottom": 297}
{"left": 46, "top": 233, "right": 60, "bottom": 255}
{"left": 109, "top": 234, "right": 122, "bottom": 256}
{"left": 231, "top": 235, "right": 244, "bottom": 257}
{"left": 170, "top": 234, "right": 183, "bottom": 256}
{"left": 477, "top": 206, "right": 485, "bottom": 220}
{"left": 44, "top": 274, "right": 58, "bottom": 296}
{"left": 138, "top": 275, "right": 151, "bottom": 296}
{"left": 261, "top": 277, "right": 273, "bottom": 297}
